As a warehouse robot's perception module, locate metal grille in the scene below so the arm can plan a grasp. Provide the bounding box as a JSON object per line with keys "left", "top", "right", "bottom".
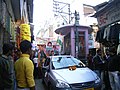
{"left": 70, "top": 81, "right": 95, "bottom": 89}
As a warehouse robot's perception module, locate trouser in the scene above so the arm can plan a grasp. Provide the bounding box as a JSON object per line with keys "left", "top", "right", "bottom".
{"left": 103, "top": 71, "right": 112, "bottom": 90}
{"left": 94, "top": 70, "right": 104, "bottom": 89}
{"left": 109, "top": 71, "right": 120, "bottom": 90}
{"left": 34, "top": 63, "right": 38, "bottom": 78}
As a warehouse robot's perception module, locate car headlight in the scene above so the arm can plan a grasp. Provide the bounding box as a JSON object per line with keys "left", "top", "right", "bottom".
{"left": 56, "top": 79, "right": 70, "bottom": 88}
{"left": 95, "top": 76, "right": 101, "bottom": 84}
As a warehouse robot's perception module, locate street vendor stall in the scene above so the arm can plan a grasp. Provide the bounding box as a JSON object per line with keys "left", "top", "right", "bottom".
{"left": 93, "top": 0, "right": 120, "bottom": 53}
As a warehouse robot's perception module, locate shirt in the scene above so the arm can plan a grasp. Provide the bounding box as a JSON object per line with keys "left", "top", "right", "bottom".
{"left": 0, "top": 55, "right": 13, "bottom": 89}
{"left": 108, "top": 54, "right": 120, "bottom": 71}
{"left": 92, "top": 54, "right": 104, "bottom": 70}
{"left": 15, "top": 54, "right": 35, "bottom": 88}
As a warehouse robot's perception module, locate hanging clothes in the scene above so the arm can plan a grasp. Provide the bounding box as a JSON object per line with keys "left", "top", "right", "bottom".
{"left": 95, "top": 29, "right": 104, "bottom": 43}
{"left": 108, "top": 24, "right": 120, "bottom": 45}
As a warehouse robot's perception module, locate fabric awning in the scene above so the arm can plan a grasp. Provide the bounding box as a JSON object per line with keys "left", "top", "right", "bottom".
{"left": 93, "top": 0, "right": 119, "bottom": 17}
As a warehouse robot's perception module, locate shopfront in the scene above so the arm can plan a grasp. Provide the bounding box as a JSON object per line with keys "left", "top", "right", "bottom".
{"left": 94, "top": 0, "right": 120, "bottom": 53}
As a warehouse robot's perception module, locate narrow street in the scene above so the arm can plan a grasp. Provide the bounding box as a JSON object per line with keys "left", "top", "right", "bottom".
{"left": 0, "top": 0, "right": 119, "bottom": 90}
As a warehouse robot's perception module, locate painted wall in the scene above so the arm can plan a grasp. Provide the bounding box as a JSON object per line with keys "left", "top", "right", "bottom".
{"left": 64, "top": 26, "right": 89, "bottom": 59}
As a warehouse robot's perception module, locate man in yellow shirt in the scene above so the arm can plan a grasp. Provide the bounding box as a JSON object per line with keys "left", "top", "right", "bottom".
{"left": 15, "top": 40, "right": 35, "bottom": 90}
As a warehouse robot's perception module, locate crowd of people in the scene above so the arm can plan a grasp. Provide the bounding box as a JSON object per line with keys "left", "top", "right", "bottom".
{"left": 0, "top": 40, "right": 36, "bottom": 90}
{"left": 32, "top": 42, "right": 59, "bottom": 79}
{"left": 87, "top": 47, "right": 120, "bottom": 90}
{"left": 0, "top": 40, "right": 59, "bottom": 90}
{"left": 1, "top": 39, "right": 120, "bottom": 90}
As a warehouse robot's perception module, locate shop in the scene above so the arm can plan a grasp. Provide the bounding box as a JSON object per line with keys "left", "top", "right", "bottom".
{"left": 94, "top": 0, "right": 120, "bottom": 53}
{"left": 0, "top": 0, "right": 15, "bottom": 54}
{"left": 13, "top": 0, "right": 34, "bottom": 48}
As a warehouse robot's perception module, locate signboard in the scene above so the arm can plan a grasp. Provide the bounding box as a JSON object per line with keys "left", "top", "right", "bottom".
{"left": 97, "top": 3, "right": 120, "bottom": 28}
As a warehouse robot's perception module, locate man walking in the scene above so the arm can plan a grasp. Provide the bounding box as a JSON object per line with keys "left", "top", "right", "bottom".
{"left": 0, "top": 43, "right": 14, "bottom": 90}
{"left": 14, "top": 40, "right": 35, "bottom": 90}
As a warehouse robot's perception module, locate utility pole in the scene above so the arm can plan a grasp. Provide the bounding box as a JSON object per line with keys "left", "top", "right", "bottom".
{"left": 53, "top": 0, "right": 71, "bottom": 24}
{"left": 74, "top": 10, "right": 80, "bottom": 58}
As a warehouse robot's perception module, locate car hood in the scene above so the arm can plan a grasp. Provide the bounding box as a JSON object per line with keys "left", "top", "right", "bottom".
{"left": 52, "top": 68, "right": 97, "bottom": 84}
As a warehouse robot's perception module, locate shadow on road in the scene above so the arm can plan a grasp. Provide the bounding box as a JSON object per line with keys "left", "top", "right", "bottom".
{"left": 35, "top": 79, "right": 47, "bottom": 90}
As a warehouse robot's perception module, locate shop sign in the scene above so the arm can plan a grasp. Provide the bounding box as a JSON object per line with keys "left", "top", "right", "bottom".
{"left": 97, "top": 4, "right": 120, "bottom": 28}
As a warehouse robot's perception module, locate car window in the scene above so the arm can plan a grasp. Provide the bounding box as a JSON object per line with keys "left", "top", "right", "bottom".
{"left": 52, "top": 56, "right": 85, "bottom": 69}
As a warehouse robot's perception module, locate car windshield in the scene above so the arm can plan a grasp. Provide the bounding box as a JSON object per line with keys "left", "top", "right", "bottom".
{"left": 52, "top": 56, "right": 85, "bottom": 69}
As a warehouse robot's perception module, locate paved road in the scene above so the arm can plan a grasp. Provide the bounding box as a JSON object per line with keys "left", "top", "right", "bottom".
{"left": 35, "top": 79, "right": 47, "bottom": 90}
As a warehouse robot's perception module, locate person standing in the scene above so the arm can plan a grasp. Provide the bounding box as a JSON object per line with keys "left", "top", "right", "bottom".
{"left": 103, "top": 49, "right": 112, "bottom": 90}
{"left": 0, "top": 43, "right": 14, "bottom": 90}
{"left": 108, "top": 47, "right": 120, "bottom": 90}
{"left": 87, "top": 53, "right": 94, "bottom": 70}
{"left": 92, "top": 49, "right": 105, "bottom": 89}
{"left": 38, "top": 46, "right": 47, "bottom": 79}
{"left": 33, "top": 49, "right": 39, "bottom": 79}
{"left": 14, "top": 40, "right": 35, "bottom": 90}
{"left": 92, "top": 49, "right": 105, "bottom": 78}
{"left": 46, "top": 42, "right": 53, "bottom": 56}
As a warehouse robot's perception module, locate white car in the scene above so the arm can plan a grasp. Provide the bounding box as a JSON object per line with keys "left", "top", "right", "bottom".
{"left": 42, "top": 55, "right": 101, "bottom": 90}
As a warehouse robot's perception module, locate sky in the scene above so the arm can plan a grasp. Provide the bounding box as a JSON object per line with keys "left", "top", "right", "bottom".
{"left": 33, "top": 0, "right": 109, "bottom": 36}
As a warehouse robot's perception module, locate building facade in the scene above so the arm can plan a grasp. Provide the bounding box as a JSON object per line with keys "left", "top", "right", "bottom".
{"left": 0, "top": 0, "right": 34, "bottom": 54}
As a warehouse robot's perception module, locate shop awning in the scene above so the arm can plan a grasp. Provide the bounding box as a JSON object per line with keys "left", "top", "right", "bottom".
{"left": 93, "top": 0, "right": 119, "bottom": 17}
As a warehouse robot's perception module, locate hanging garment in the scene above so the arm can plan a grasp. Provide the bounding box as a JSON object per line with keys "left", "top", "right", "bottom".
{"left": 103, "top": 26, "right": 110, "bottom": 41}
{"left": 95, "top": 29, "right": 104, "bottom": 43}
{"left": 102, "top": 26, "right": 112, "bottom": 47}
{"left": 117, "top": 44, "right": 120, "bottom": 55}
{"left": 108, "top": 24, "right": 120, "bottom": 45}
